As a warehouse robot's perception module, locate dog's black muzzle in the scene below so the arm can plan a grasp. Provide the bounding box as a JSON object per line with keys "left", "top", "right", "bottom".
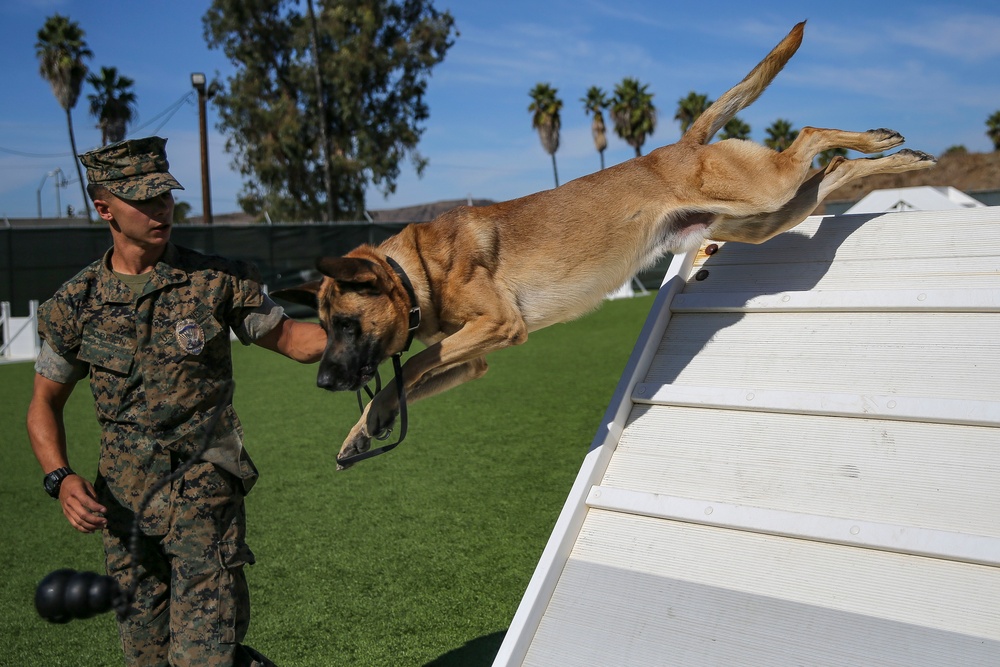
{"left": 316, "top": 357, "right": 379, "bottom": 392}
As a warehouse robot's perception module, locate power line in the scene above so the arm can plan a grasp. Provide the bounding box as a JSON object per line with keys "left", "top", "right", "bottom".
{"left": 0, "top": 91, "right": 198, "bottom": 158}
{"left": 0, "top": 146, "right": 73, "bottom": 158}
{"left": 129, "top": 92, "right": 196, "bottom": 136}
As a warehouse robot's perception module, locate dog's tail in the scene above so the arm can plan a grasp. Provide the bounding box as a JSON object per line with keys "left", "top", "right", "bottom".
{"left": 683, "top": 21, "right": 805, "bottom": 146}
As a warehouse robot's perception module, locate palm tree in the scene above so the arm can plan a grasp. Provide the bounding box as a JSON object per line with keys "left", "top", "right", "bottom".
{"left": 675, "top": 91, "right": 712, "bottom": 136}
{"left": 87, "top": 66, "right": 138, "bottom": 145}
{"left": 987, "top": 111, "right": 1000, "bottom": 151}
{"left": 173, "top": 200, "right": 193, "bottom": 224}
{"left": 611, "top": 77, "right": 656, "bottom": 157}
{"left": 720, "top": 117, "right": 751, "bottom": 141}
{"left": 36, "top": 14, "right": 93, "bottom": 222}
{"left": 764, "top": 118, "right": 798, "bottom": 152}
{"left": 529, "top": 83, "right": 562, "bottom": 188}
{"left": 582, "top": 86, "right": 610, "bottom": 170}
{"left": 816, "top": 147, "right": 848, "bottom": 169}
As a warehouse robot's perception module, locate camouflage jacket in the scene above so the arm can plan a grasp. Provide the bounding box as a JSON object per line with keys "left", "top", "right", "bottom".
{"left": 35, "top": 244, "right": 283, "bottom": 534}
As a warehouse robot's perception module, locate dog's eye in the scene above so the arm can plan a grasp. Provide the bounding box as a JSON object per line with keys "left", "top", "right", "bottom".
{"left": 332, "top": 317, "right": 358, "bottom": 337}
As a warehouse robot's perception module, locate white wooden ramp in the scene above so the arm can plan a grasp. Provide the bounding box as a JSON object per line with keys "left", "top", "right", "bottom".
{"left": 493, "top": 208, "right": 1000, "bottom": 666}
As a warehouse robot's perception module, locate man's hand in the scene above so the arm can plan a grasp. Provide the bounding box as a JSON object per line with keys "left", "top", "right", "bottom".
{"left": 58, "top": 475, "right": 107, "bottom": 533}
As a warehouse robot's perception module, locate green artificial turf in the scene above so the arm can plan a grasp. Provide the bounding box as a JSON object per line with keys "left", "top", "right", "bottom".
{"left": 0, "top": 293, "right": 655, "bottom": 666}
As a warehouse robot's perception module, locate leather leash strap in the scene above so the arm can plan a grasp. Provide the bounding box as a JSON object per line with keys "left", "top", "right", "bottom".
{"left": 338, "top": 256, "right": 420, "bottom": 466}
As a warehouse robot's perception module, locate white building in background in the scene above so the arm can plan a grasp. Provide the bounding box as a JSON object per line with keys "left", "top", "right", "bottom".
{"left": 845, "top": 185, "right": 986, "bottom": 214}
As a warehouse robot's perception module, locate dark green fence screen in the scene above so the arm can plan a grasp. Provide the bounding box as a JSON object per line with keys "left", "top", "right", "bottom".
{"left": 1, "top": 223, "right": 668, "bottom": 317}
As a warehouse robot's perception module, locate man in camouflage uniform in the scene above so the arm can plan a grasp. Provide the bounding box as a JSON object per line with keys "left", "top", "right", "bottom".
{"left": 26, "top": 137, "right": 327, "bottom": 666}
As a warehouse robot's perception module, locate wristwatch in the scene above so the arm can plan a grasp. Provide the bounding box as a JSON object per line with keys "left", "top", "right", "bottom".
{"left": 43, "top": 467, "right": 74, "bottom": 499}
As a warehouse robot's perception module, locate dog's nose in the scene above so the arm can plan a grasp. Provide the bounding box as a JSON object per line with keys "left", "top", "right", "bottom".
{"left": 316, "top": 368, "right": 338, "bottom": 390}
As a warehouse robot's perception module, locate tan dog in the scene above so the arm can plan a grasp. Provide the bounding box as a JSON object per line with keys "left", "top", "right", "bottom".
{"left": 274, "top": 21, "right": 935, "bottom": 467}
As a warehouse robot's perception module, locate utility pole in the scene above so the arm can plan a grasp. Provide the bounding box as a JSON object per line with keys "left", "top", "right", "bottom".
{"left": 190, "top": 73, "right": 213, "bottom": 225}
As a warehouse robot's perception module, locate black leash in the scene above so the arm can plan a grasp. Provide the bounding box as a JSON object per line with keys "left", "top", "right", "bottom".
{"left": 337, "top": 256, "right": 420, "bottom": 467}
{"left": 117, "top": 383, "right": 235, "bottom": 618}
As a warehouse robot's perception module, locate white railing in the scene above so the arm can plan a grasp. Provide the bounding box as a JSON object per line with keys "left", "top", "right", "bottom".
{"left": 1, "top": 300, "right": 40, "bottom": 363}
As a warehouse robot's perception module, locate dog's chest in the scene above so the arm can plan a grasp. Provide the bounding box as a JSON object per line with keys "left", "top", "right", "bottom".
{"left": 514, "top": 269, "right": 637, "bottom": 330}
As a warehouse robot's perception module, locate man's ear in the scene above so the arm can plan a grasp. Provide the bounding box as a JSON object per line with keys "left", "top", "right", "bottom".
{"left": 270, "top": 280, "right": 323, "bottom": 311}
{"left": 315, "top": 257, "right": 382, "bottom": 290}
{"left": 93, "top": 198, "right": 114, "bottom": 222}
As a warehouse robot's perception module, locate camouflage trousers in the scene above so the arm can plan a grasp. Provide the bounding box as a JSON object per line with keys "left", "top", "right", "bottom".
{"left": 100, "top": 461, "right": 274, "bottom": 666}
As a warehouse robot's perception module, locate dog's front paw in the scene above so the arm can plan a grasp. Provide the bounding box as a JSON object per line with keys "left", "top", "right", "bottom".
{"left": 336, "top": 424, "right": 372, "bottom": 470}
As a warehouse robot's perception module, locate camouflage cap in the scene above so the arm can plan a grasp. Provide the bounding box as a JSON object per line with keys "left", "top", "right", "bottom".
{"left": 79, "top": 136, "right": 184, "bottom": 201}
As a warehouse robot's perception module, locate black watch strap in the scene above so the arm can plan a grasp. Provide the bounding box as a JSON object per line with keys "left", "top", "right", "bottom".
{"left": 43, "top": 467, "right": 74, "bottom": 499}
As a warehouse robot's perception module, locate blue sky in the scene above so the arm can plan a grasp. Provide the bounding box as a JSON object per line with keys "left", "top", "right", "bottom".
{"left": 2, "top": 0, "right": 999, "bottom": 220}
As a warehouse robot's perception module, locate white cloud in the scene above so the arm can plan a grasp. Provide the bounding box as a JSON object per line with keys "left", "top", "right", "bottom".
{"left": 889, "top": 13, "right": 1000, "bottom": 61}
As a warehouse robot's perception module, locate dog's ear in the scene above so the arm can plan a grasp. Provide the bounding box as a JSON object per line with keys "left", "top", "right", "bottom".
{"left": 315, "top": 257, "right": 382, "bottom": 291}
{"left": 270, "top": 280, "right": 323, "bottom": 311}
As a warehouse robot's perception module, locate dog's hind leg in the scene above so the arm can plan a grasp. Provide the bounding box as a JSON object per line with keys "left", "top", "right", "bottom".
{"left": 762, "top": 127, "right": 908, "bottom": 203}
{"left": 696, "top": 128, "right": 910, "bottom": 218}
{"left": 706, "top": 149, "right": 937, "bottom": 244}
{"left": 783, "top": 126, "right": 907, "bottom": 161}
{"left": 811, "top": 149, "right": 937, "bottom": 202}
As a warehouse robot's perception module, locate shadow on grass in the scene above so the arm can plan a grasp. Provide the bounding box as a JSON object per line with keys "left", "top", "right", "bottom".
{"left": 424, "top": 630, "right": 506, "bottom": 666}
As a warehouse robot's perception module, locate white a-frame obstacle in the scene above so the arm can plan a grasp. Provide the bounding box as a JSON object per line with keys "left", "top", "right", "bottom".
{"left": 494, "top": 208, "right": 1000, "bottom": 666}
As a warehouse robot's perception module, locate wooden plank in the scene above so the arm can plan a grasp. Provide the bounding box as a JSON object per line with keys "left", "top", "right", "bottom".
{"left": 586, "top": 486, "right": 1000, "bottom": 567}
{"left": 522, "top": 511, "right": 1000, "bottom": 667}
{"left": 631, "top": 384, "right": 1000, "bottom": 427}
{"left": 604, "top": 405, "right": 1000, "bottom": 539}
{"left": 671, "top": 288, "right": 1000, "bottom": 313}
{"left": 644, "top": 311, "right": 1000, "bottom": 402}
{"left": 691, "top": 209, "right": 1000, "bottom": 268}
{"left": 682, "top": 255, "right": 1000, "bottom": 294}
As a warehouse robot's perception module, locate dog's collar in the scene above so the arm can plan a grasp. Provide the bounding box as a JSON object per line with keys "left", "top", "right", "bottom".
{"left": 384, "top": 255, "right": 420, "bottom": 352}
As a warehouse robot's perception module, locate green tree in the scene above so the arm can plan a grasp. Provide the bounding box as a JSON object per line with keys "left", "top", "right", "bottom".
{"left": 719, "top": 116, "right": 751, "bottom": 141}
{"left": 611, "top": 77, "right": 656, "bottom": 157}
{"left": 582, "top": 86, "right": 610, "bottom": 170}
{"left": 35, "top": 14, "right": 92, "bottom": 222}
{"left": 944, "top": 145, "right": 968, "bottom": 155}
{"left": 529, "top": 83, "right": 562, "bottom": 187}
{"left": 203, "top": 0, "right": 456, "bottom": 221}
{"left": 764, "top": 118, "right": 798, "bottom": 152}
{"left": 815, "top": 147, "right": 847, "bottom": 168}
{"left": 173, "top": 200, "right": 193, "bottom": 224}
{"left": 987, "top": 111, "right": 1000, "bottom": 151}
{"left": 675, "top": 91, "right": 712, "bottom": 136}
{"left": 87, "top": 66, "right": 138, "bottom": 145}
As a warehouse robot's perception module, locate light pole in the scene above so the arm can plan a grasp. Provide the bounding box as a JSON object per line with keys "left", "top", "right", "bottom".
{"left": 36, "top": 168, "right": 64, "bottom": 219}
{"left": 190, "top": 72, "right": 213, "bottom": 225}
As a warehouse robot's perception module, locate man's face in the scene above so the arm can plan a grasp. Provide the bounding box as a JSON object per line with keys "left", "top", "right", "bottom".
{"left": 95, "top": 191, "right": 175, "bottom": 250}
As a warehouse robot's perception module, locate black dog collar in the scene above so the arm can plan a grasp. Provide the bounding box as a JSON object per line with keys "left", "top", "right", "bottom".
{"left": 384, "top": 255, "right": 420, "bottom": 352}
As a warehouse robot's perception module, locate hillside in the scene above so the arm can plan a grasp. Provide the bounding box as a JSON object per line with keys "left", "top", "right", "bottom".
{"left": 368, "top": 198, "right": 495, "bottom": 223}
{"left": 816, "top": 150, "right": 1000, "bottom": 213}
